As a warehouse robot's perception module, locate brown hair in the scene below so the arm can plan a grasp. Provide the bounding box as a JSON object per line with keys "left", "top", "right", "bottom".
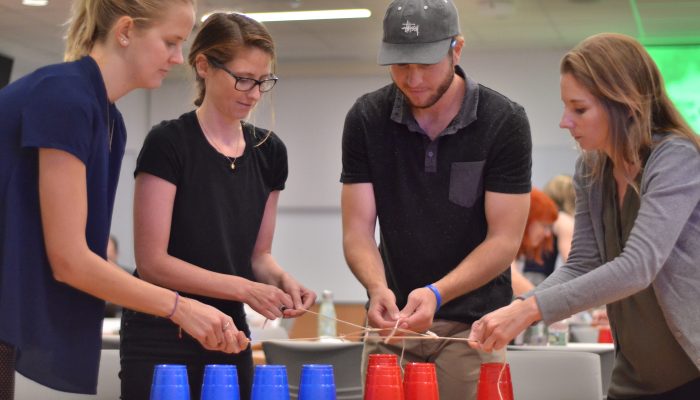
{"left": 543, "top": 175, "right": 575, "bottom": 215}
{"left": 518, "top": 188, "right": 559, "bottom": 263}
{"left": 560, "top": 33, "right": 699, "bottom": 187}
{"left": 188, "top": 12, "right": 276, "bottom": 107}
{"left": 64, "top": 0, "right": 195, "bottom": 62}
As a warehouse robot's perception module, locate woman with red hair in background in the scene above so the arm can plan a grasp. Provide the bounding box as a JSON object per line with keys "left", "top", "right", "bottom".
{"left": 511, "top": 188, "right": 559, "bottom": 296}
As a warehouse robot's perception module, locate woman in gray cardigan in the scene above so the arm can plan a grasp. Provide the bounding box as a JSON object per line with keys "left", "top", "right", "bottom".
{"left": 468, "top": 33, "right": 700, "bottom": 399}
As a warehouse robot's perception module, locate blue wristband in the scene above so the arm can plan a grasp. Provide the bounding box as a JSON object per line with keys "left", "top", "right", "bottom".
{"left": 425, "top": 284, "right": 442, "bottom": 311}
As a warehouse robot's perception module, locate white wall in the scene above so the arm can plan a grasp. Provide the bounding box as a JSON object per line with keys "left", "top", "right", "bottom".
{"left": 106, "top": 48, "right": 578, "bottom": 302}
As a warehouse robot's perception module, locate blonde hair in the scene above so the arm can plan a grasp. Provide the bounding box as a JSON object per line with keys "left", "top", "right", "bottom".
{"left": 543, "top": 175, "right": 575, "bottom": 215}
{"left": 560, "top": 33, "right": 699, "bottom": 187}
{"left": 64, "top": 0, "right": 195, "bottom": 61}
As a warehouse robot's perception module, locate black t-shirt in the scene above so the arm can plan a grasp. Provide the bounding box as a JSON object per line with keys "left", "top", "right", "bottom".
{"left": 340, "top": 68, "right": 531, "bottom": 323}
{"left": 135, "top": 110, "right": 287, "bottom": 318}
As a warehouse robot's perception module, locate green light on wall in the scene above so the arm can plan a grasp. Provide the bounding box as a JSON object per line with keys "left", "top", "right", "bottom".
{"left": 646, "top": 45, "right": 700, "bottom": 135}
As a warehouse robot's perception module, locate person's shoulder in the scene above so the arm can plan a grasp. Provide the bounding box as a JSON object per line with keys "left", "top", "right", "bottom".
{"left": 247, "top": 123, "right": 286, "bottom": 155}
{"left": 646, "top": 134, "right": 700, "bottom": 174}
{"left": 149, "top": 111, "right": 196, "bottom": 137}
{"left": 652, "top": 133, "right": 699, "bottom": 154}
{"left": 350, "top": 83, "right": 395, "bottom": 115}
{"left": 476, "top": 83, "right": 525, "bottom": 115}
{"left": 25, "top": 60, "right": 96, "bottom": 105}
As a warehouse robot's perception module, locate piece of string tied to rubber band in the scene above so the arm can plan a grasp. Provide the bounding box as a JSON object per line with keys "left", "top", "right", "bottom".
{"left": 259, "top": 307, "right": 510, "bottom": 400}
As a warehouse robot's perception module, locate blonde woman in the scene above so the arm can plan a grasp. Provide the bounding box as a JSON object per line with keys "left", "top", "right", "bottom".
{"left": 0, "top": 1, "right": 246, "bottom": 398}
{"left": 470, "top": 33, "right": 700, "bottom": 399}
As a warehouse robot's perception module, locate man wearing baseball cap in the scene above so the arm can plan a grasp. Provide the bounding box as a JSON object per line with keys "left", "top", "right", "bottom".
{"left": 340, "top": 0, "right": 532, "bottom": 397}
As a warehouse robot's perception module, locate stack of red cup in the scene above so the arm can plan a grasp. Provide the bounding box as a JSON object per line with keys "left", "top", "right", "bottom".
{"left": 403, "top": 362, "right": 439, "bottom": 400}
{"left": 365, "top": 363, "right": 404, "bottom": 400}
{"left": 476, "top": 363, "right": 514, "bottom": 400}
{"left": 598, "top": 326, "right": 613, "bottom": 343}
{"left": 365, "top": 355, "right": 441, "bottom": 400}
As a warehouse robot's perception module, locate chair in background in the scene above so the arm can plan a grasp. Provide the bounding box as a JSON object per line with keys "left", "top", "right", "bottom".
{"left": 15, "top": 349, "right": 120, "bottom": 400}
{"left": 507, "top": 350, "right": 603, "bottom": 400}
{"left": 262, "top": 341, "right": 363, "bottom": 400}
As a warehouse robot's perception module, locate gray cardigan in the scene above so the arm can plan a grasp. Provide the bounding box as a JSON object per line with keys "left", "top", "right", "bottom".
{"left": 531, "top": 136, "right": 700, "bottom": 369}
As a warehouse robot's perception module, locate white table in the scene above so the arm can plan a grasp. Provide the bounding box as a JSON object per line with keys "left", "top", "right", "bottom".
{"left": 508, "top": 343, "right": 615, "bottom": 395}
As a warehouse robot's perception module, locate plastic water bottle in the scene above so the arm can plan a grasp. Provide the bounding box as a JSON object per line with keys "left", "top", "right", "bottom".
{"left": 317, "top": 290, "right": 337, "bottom": 339}
{"left": 547, "top": 318, "right": 569, "bottom": 346}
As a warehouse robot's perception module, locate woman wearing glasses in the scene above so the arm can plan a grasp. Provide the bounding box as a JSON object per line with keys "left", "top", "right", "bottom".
{"left": 119, "top": 13, "right": 316, "bottom": 400}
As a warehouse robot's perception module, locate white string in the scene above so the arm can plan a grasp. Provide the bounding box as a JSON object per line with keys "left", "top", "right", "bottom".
{"left": 261, "top": 308, "right": 509, "bottom": 399}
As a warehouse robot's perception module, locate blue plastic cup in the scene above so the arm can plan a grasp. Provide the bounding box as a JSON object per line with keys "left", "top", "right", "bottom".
{"left": 251, "top": 365, "right": 290, "bottom": 400}
{"left": 298, "top": 364, "right": 336, "bottom": 400}
{"left": 150, "top": 364, "right": 190, "bottom": 400}
{"left": 201, "top": 364, "right": 240, "bottom": 400}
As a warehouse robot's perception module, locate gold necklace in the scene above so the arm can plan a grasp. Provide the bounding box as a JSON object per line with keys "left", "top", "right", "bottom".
{"left": 200, "top": 121, "right": 243, "bottom": 171}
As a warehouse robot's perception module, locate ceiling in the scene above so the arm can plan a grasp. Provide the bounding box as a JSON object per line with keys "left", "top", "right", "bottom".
{"left": 1, "top": 0, "right": 699, "bottom": 73}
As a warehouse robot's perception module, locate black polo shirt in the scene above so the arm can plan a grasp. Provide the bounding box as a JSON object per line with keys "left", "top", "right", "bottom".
{"left": 340, "top": 67, "right": 532, "bottom": 323}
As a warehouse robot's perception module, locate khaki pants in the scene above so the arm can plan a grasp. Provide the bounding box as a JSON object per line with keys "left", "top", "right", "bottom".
{"left": 361, "top": 319, "right": 505, "bottom": 400}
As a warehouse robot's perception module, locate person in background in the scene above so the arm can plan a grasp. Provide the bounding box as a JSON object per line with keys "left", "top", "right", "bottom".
{"left": 0, "top": 1, "right": 246, "bottom": 399}
{"left": 119, "top": 13, "right": 316, "bottom": 400}
{"left": 522, "top": 174, "right": 575, "bottom": 285}
{"left": 107, "top": 234, "right": 119, "bottom": 266}
{"left": 469, "top": 33, "right": 700, "bottom": 399}
{"left": 340, "top": 0, "right": 532, "bottom": 398}
{"left": 511, "top": 188, "right": 559, "bottom": 296}
{"left": 104, "top": 235, "right": 123, "bottom": 317}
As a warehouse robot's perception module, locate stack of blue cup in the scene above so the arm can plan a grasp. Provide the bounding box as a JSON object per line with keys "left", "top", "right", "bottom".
{"left": 150, "top": 364, "right": 190, "bottom": 400}
{"left": 200, "top": 364, "right": 240, "bottom": 400}
{"left": 251, "top": 365, "right": 290, "bottom": 400}
{"left": 298, "top": 364, "right": 336, "bottom": 400}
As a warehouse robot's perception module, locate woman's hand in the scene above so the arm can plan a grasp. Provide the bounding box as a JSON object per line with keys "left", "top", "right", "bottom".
{"left": 241, "top": 280, "right": 294, "bottom": 320}
{"left": 278, "top": 273, "right": 316, "bottom": 318}
{"left": 170, "top": 296, "right": 249, "bottom": 354}
{"left": 468, "top": 296, "right": 542, "bottom": 352}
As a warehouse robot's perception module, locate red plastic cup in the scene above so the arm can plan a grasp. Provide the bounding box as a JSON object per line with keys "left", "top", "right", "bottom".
{"left": 365, "top": 364, "right": 404, "bottom": 400}
{"left": 403, "top": 362, "right": 439, "bottom": 400}
{"left": 598, "top": 327, "right": 613, "bottom": 343}
{"left": 368, "top": 353, "right": 399, "bottom": 368}
{"left": 476, "top": 363, "right": 513, "bottom": 400}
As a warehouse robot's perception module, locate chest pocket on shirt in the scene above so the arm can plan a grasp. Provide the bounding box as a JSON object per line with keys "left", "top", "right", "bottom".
{"left": 449, "top": 161, "right": 485, "bottom": 208}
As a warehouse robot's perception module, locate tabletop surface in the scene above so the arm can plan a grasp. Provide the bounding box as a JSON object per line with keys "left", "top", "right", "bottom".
{"left": 508, "top": 342, "right": 614, "bottom": 353}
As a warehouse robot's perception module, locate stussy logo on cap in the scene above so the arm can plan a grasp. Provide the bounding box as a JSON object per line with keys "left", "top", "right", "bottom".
{"left": 402, "top": 20, "right": 419, "bottom": 35}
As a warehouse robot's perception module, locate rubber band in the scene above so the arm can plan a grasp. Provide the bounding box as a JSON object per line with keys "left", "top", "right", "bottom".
{"left": 166, "top": 291, "right": 180, "bottom": 319}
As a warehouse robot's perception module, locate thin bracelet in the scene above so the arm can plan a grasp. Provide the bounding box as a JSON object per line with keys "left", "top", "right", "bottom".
{"left": 166, "top": 291, "right": 180, "bottom": 319}
{"left": 425, "top": 284, "right": 442, "bottom": 311}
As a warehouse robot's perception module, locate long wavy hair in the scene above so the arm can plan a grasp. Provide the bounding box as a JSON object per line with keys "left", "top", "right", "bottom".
{"left": 560, "top": 33, "right": 699, "bottom": 187}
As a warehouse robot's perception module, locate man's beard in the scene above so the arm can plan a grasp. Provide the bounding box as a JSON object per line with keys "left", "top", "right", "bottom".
{"left": 401, "top": 59, "right": 455, "bottom": 109}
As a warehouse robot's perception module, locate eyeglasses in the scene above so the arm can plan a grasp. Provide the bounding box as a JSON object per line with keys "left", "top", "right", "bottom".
{"left": 208, "top": 59, "right": 278, "bottom": 93}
